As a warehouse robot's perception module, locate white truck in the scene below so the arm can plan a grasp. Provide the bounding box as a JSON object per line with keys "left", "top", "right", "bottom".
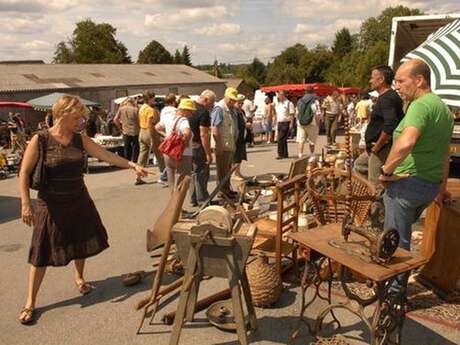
{"left": 388, "top": 13, "right": 460, "bottom": 173}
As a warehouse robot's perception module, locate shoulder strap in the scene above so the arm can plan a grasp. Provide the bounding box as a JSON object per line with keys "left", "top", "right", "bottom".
{"left": 73, "top": 133, "right": 84, "bottom": 150}
{"left": 172, "top": 116, "right": 184, "bottom": 132}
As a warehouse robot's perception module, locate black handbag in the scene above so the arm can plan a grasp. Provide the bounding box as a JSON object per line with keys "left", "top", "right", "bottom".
{"left": 29, "top": 131, "right": 48, "bottom": 191}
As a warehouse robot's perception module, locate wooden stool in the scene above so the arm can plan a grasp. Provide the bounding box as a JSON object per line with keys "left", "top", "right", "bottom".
{"left": 170, "top": 219, "right": 257, "bottom": 345}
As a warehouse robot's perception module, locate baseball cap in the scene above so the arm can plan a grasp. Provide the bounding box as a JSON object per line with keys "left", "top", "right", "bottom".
{"left": 178, "top": 98, "right": 196, "bottom": 112}
{"left": 225, "top": 87, "right": 238, "bottom": 101}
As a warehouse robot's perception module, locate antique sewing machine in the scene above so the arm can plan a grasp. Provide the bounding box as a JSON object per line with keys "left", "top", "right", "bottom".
{"left": 316, "top": 110, "right": 400, "bottom": 265}
{"left": 339, "top": 212, "right": 400, "bottom": 264}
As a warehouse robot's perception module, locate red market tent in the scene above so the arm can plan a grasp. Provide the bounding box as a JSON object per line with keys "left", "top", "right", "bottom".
{"left": 260, "top": 83, "right": 337, "bottom": 97}
{"left": 0, "top": 101, "right": 42, "bottom": 130}
{"left": 0, "top": 101, "right": 33, "bottom": 109}
{"left": 338, "top": 87, "right": 362, "bottom": 95}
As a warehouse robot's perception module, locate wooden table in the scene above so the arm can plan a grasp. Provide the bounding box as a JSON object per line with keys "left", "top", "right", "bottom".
{"left": 288, "top": 223, "right": 428, "bottom": 345}
{"left": 419, "top": 179, "right": 460, "bottom": 297}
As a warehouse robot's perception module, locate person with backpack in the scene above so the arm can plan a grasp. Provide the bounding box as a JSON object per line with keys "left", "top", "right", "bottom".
{"left": 296, "top": 87, "right": 321, "bottom": 157}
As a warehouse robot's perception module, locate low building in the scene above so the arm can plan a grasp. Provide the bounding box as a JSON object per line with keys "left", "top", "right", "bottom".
{"left": 0, "top": 63, "right": 226, "bottom": 109}
{"left": 225, "top": 78, "right": 254, "bottom": 97}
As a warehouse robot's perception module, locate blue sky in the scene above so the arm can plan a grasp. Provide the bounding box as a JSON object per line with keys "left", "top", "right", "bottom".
{"left": 1, "top": 0, "right": 459, "bottom": 64}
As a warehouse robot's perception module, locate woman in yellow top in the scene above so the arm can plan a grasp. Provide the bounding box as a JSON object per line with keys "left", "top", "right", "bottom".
{"left": 355, "top": 93, "right": 371, "bottom": 125}
{"left": 136, "top": 90, "right": 164, "bottom": 185}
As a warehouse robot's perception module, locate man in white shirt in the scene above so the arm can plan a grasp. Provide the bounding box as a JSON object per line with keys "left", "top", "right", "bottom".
{"left": 275, "top": 90, "right": 295, "bottom": 159}
{"left": 242, "top": 95, "right": 257, "bottom": 146}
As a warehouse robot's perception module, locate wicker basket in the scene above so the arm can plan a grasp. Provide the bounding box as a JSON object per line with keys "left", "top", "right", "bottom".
{"left": 247, "top": 254, "right": 283, "bottom": 307}
{"left": 307, "top": 167, "right": 376, "bottom": 226}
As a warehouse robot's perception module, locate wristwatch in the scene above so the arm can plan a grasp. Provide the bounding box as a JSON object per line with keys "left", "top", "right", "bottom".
{"left": 380, "top": 166, "right": 393, "bottom": 177}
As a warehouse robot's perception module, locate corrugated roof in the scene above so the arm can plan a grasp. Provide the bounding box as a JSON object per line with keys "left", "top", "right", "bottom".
{"left": 225, "top": 78, "right": 243, "bottom": 89}
{"left": 0, "top": 64, "right": 223, "bottom": 93}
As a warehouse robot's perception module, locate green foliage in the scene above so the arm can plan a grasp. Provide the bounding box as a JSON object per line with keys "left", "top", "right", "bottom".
{"left": 265, "top": 44, "right": 333, "bottom": 85}
{"left": 234, "top": 58, "right": 267, "bottom": 88}
{"left": 53, "top": 42, "right": 73, "bottom": 63}
{"left": 359, "top": 5, "right": 423, "bottom": 50}
{"left": 266, "top": 44, "right": 308, "bottom": 84}
{"left": 264, "top": 5, "right": 422, "bottom": 88}
{"left": 181, "top": 45, "right": 192, "bottom": 66}
{"left": 300, "top": 46, "right": 334, "bottom": 82}
{"left": 247, "top": 58, "right": 266, "bottom": 84}
{"left": 138, "top": 40, "right": 173, "bottom": 64}
{"left": 174, "top": 49, "right": 183, "bottom": 64}
{"left": 53, "top": 19, "right": 131, "bottom": 63}
{"left": 332, "top": 28, "right": 353, "bottom": 57}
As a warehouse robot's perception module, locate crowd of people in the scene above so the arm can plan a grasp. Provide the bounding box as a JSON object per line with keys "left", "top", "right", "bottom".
{"left": 14, "top": 58, "right": 456, "bottom": 325}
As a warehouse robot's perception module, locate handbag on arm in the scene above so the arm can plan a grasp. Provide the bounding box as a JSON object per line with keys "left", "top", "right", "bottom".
{"left": 29, "top": 130, "right": 48, "bottom": 191}
{"left": 159, "top": 117, "right": 185, "bottom": 161}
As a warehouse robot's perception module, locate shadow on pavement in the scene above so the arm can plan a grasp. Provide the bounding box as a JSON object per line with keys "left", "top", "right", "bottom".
{"left": 0, "top": 195, "right": 22, "bottom": 224}
{"left": 33, "top": 271, "right": 182, "bottom": 323}
{"left": 213, "top": 314, "right": 458, "bottom": 345}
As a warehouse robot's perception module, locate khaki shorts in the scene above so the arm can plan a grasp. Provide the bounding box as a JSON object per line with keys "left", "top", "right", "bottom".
{"left": 296, "top": 123, "right": 318, "bottom": 145}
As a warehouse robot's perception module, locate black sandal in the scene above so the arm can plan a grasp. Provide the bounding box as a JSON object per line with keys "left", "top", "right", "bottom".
{"left": 19, "top": 307, "right": 34, "bottom": 325}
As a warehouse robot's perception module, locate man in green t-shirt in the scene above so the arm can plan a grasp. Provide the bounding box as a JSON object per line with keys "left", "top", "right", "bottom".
{"left": 379, "top": 59, "right": 454, "bottom": 292}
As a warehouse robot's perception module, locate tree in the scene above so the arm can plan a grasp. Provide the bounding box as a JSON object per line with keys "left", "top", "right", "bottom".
{"left": 181, "top": 45, "right": 192, "bottom": 66}
{"left": 300, "top": 45, "right": 334, "bottom": 82}
{"left": 247, "top": 58, "right": 266, "bottom": 84}
{"left": 332, "top": 28, "right": 353, "bottom": 57}
{"left": 359, "top": 6, "right": 422, "bottom": 51}
{"left": 266, "top": 44, "right": 308, "bottom": 84}
{"left": 234, "top": 58, "right": 267, "bottom": 88}
{"left": 53, "top": 19, "right": 131, "bottom": 63}
{"left": 212, "top": 59, "right": 222, "bottom": 78}
{"left": 138, "top": 40, "right": 173, "bottom": 64}
{"left": 53, "top": 42, "right": 73, "bottom": 63}
{"left": 174, "top": 49, "right": 183, "bottom": 64}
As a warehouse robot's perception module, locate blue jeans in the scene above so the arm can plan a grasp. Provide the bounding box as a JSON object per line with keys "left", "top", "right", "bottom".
{"left": 191, "top": 146, "right": 210, "bottom": 204}
{"left": 384, "top": 176, "right": 440, "bottom": 291}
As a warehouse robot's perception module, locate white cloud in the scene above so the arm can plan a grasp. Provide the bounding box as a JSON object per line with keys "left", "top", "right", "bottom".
{"left": 282, "top": 0, "right": 460, "bottom": 20}
{"left": 20, "top": 40, "right": 52, "bottom": 50}
{"left": 0, "top": 0, "right": 78, "bottom": 13}
{"left": 294, "top": 24, "right": 317, "bottom": 34}
{"left": 2, "top": 15, "right": 47, "bottom": 33}
{"left": 216, "top": 42, "right": 250, "bottom": 52}
{"left": 145, "top": 6, "right": 228, "bottom": 30}
{"left": 194, "top": 23, "right": 240, "bottom": 36}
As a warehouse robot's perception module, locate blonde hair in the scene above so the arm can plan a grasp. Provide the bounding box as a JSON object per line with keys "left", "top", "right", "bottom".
{"left": 200, "top": 89, "right": 216, "bottom": 102}
{"left": 52, "top": 95, "right": 89, "bottom": 120}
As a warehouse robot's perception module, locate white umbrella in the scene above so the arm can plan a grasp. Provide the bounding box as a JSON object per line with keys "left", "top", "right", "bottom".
{"left": 403, "top": 18, "right": 460, "bottom": 107}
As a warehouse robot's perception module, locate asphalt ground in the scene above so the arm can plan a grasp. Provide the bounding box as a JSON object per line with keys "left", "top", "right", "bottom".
{"left": 0, "top": 135, "right": 459, "bottom": 345}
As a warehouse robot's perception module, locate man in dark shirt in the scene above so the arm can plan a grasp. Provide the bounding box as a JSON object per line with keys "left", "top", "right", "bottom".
{"left": 364, "top": 65, "right": 404, "bottom": 191}
{"left": 189, "top": 90, "right": 216, "bottom": 206}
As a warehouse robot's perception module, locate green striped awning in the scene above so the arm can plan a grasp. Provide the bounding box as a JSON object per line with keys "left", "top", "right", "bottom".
{"left": 27, "top": 92, "right": 100, "bottom": 111}
{"left": 403, "top": 18, "right": 460, "bottom": 107}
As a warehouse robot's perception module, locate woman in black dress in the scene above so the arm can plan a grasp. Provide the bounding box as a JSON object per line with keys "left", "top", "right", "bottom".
{"left": 232, "top": 94, "right": 248, "bottom": 180}
{"left": 18, "top": 95, "right": 147, "bottom": 324}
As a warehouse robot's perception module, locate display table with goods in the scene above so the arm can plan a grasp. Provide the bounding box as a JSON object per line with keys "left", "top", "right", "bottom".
{"left": 87, "top": 135, "right": 124, "bottom": 170}
{"left": 91, "top": 134, "right": 124, "bottom": 151}
{"left": 288, "top": 223, "right": 428, "bottom": 345}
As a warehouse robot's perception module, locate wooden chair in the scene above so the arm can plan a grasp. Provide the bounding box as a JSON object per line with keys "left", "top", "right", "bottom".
{"left": 288, "top": 156, "right": 309, "bottom": 179}
{"left": 252, "top": 174, "right": 308, "bottom": 277}
{"left": 307, "top": 167, "right": 376, "bottom": 226}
